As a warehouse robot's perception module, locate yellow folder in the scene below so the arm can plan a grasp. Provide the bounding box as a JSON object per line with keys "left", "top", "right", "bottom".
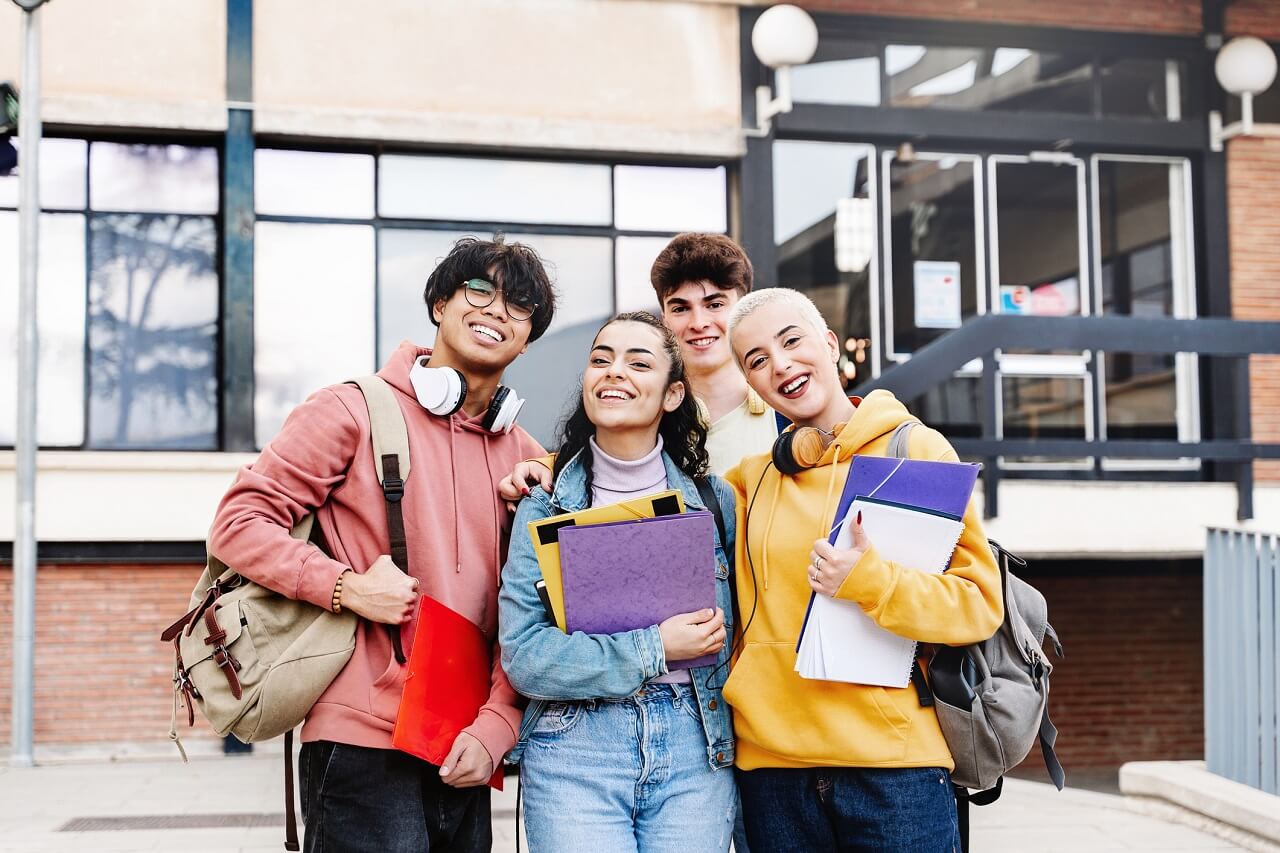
{"left": 529, "top": 489, "right": 686, "bottom": 631}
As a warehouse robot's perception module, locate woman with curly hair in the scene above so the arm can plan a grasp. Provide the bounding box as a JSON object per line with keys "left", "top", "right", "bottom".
{"left": 498, "top": 311, "right": 739, "bottom": 852}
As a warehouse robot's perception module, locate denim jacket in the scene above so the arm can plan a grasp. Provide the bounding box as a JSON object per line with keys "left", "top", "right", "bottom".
{"left": 499, "top": 448, "right": 737, "bottom": 770}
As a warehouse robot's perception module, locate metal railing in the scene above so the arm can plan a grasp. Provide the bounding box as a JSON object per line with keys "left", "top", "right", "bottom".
{"left": 1205, "top": 528, "right": 1280, "bottom": 795}
{"left": 852, "top": 315, "right": 1280, "bottom": 519}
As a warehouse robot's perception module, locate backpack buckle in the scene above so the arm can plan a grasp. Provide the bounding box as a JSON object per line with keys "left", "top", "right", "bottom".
{"left": 382, "top": 476, "right": 404, "bottom": 503}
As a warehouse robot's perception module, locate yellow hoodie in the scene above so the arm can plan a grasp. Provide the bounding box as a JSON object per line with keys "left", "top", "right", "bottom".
{"left": 722, "top": 389, "right": 1003, "bottom": 772}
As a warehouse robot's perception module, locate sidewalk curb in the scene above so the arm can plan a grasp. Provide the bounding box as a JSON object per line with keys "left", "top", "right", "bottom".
{"left": 1120, "top": 760, "right": 1280, "bottom": 853}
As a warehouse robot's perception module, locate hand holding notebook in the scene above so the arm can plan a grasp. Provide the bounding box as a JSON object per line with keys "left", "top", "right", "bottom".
{"left": 557, "top": 511, "right": 719, "bottom": 669}
{"left": 795, "top": 454, "right": 977, "bottom": 687}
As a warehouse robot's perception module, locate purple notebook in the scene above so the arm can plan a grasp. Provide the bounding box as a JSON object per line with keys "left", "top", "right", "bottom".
{"left": 835, "top": 455, "right": 980, "bottom": 527}
{"left": 557, "top": 512, "right": 718, "bottom": 670}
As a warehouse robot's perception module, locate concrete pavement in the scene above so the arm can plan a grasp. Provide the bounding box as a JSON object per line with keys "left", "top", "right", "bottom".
{"left": 0, "top": 751, "right": 1246, "bottom": 852}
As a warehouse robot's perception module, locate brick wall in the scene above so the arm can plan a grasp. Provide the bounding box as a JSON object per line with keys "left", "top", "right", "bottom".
{"left": 1227, "top": 0, "right": 1280, "bottom": 40}
{"left": 791, "top": 0, "right": 1201, "bottom": 35}
{"left": 0, "top": 563, "right": 218, "bottom": 748}
{"left": 5, "top": 560, "right": 1204, "bottom": 772}
{"left": 1016, "top": 561, "right": 1203, "bottom": 773}
{"left": 1227, "top": 136, "right": 1280, "bottom": 483}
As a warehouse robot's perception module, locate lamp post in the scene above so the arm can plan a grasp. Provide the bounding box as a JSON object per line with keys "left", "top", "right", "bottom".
{"left": 1209, "top": 36, "right": 1279, "bottom": 151}
{"left": 10, "top": 0, "right": 49, "bottom": 769}
{"left": 745, "top": 4, "right": 819, "bottom": 137}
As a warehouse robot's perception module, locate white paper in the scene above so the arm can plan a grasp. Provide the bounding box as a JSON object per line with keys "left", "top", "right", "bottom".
{"left": 913, "top": 260, "right": 963, "bottom": 329}
{"left": 796, "top": 498, "right": 964, "bottom": 687}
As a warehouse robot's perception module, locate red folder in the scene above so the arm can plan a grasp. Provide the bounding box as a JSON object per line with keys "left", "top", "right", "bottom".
{"left": 392, "top": 596, "right": 503, "bottom": 790}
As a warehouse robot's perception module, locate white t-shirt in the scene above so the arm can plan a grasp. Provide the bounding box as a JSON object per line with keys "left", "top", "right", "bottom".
{"left": 704, "top": 392, "right": 780, "bottom": 477}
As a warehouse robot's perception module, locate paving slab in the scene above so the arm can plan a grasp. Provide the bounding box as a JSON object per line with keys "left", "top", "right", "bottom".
{"left": 0, "top": 753, "right": 1247, "bottom": 852}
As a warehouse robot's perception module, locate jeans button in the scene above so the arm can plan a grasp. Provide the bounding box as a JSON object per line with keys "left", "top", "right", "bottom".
{"left": 716, "top": 751, "right": 725, "bottom": 762}
{"left": 708, "top": 699, "right": 718, "bottom": 711}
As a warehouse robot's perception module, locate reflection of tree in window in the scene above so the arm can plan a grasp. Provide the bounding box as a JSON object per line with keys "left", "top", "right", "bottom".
{"left": 89, "top": 214, "right": 217, "bottom": 449}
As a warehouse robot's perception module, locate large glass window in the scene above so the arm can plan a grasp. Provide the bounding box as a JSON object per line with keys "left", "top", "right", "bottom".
{"left": 0, "top": 211, "right": 87, "bottom": 446}
{"left": 378, "top": 155, "right": 612, "bottom": 225}
{"left": 254, "top": 150, "right": 728, "bottom": 447}
{"left": 790, "top": 34, "right": 1194, "bottom": 122}
{"left": 774, "top": 140, "right": 878, "bottom": 388}
{"left": 883, "top": 151, "right": 982, "bottom": 358}
{"left": 990, "top": 156, "right": 1088, "bottom": 360}
{"left": 791, "top": 39, "right": 882, "bottom": 106}
{"left": 888, "top": 45, "right": 1093, "bottom": 114}
{"left": 89, "top": 214, "right": 218, "bottom": 449}
{"left": 0, "top": 138, "right": 219, "bottom": 450}
{"left": 254, "top": 222, "right": 376, "bottom": 447}
{"left": 1094, "top": 156, "right": 1198, "bottom": 467}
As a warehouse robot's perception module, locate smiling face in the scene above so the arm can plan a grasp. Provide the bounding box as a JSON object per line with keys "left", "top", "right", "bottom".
{"left": 430, "top": 277, "right": 532, "bottom": 374}
{"left": 661, "top": 280, "right": 740, "bottom": 377}
{"left": 731, "top": 303, "right": 846, "bottom": 428}
{"left": 582, "top": 320, "right": 685, "bottom": 436}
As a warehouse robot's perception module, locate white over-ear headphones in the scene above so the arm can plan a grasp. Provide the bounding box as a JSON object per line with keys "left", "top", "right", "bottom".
{"left": 409, "top": 356, "right": 525, "bottom": 434}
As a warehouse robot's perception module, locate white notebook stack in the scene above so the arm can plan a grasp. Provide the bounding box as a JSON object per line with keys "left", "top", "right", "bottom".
{"left": 795, "top": 496, "right": 964, "bottom": 687}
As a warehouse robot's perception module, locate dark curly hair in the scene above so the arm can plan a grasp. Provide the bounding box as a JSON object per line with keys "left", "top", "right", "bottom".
{"left": 423, "top": 235, "right": 557, "bottom": 342}
{"left": 650, "top": 232, "right": 753, "bottom": 305}
{"left": 552, "top": 312, "right": 710, "bottom": 501}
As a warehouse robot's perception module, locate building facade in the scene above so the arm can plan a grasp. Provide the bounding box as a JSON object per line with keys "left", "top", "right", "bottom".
{"left": 1, "top": 0, "right": 1278, "bottom": 771}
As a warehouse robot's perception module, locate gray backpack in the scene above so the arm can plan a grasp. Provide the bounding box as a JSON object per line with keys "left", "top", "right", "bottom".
{"left": 889, "top": 421, "right": 1065, "bottom": 802}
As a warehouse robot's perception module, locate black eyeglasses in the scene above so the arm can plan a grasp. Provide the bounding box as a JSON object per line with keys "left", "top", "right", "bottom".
{"left": 462, "top": 278, "right": 537, "bottom": 322}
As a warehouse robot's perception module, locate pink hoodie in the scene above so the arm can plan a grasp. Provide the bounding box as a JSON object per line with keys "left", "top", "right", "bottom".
{"left": 209, "top": 341, "right": 544, "bottom": 762}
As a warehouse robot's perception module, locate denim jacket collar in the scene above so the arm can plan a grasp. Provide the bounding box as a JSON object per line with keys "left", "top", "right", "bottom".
{"left": 548, "top": 446, "right": 707, "bottom": 514}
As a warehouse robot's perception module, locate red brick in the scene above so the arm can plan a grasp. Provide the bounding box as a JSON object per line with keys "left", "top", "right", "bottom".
{"left": 794, "top": 0, "right": 1200, "bottom": 34}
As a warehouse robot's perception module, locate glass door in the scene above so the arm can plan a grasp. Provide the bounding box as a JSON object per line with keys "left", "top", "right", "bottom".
{"left": 1091, "top": 154, "right": 1199, "bottom": 469}
{"left": 989, "top": 153, "right": 1092, "bottom": 468}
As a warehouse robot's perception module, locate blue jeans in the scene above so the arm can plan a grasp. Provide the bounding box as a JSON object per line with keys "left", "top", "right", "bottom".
{"left": 736, "top": 766, "right": 960, "bottom": 853}
{"left": 520, "top": 683, "right": 736, "bottom": 853}
{"left": 299, "top": 741, "right": 491, "bottom": 853}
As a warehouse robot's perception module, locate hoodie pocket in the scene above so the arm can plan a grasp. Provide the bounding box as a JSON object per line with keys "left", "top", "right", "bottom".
{"left": 724, "top": 642, "right": 911, "bottom": 766}
{"left": 368, "top": 633, "right": 407, "bottom": 723}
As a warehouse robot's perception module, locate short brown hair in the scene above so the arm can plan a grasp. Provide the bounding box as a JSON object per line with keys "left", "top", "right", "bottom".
{"left": 650, "top": 233, "right": 753, "bottom": 304}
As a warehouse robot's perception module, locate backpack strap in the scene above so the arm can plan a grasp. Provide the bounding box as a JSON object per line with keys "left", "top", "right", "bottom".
{"left": 350, "top": 375, "right": 412, "bottom": 665}
{"left": 887, "top": 419, "right": 918, "bottom": 459}
{"left": 283, "top": 729, "right": 300, "bottom": 851}
{"left": 694, "top": 478, "right": 728, "bottom": 555}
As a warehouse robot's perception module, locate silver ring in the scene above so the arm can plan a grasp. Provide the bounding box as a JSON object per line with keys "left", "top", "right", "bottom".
{"left": 812, "top": 556, "right": 823, "bottom": 571}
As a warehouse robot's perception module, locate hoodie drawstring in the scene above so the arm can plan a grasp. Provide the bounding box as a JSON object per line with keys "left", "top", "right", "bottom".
{"left": 481, "top": 434, "right": 501, "bottom": 575}
{"left": 821, "top": 443, "right": 843, "bottom": 540}
{"left": 449, "top": 417, "right": 462, "bottom": 573}
{"left": 760, "top": 473, "right": 783, "bottom": 591}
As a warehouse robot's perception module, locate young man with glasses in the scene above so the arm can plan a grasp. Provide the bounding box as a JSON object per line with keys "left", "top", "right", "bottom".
{"left": 210, "top": 236, "right": 556, "bottom": 852}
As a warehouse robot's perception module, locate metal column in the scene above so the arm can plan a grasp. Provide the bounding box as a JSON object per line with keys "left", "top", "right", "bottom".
{"left": 11, "top": 1, "right": 44, "bottom": 769}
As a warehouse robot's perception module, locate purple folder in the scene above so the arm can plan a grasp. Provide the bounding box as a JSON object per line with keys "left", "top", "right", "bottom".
{"left": 557, "top": 512, "right": 718, "bottom": 670}
{"left": 835, "top": 455, "right": 980, "bottom": 528}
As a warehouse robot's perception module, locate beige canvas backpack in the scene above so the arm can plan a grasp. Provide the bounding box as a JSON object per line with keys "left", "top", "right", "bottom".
{"left": 161, "top": 375, "right": 411, "bottom": 851}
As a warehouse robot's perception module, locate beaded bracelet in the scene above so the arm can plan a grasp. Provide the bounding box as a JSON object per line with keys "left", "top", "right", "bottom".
{"left": 331, "top": 571, "right": 346, "bottom": 614}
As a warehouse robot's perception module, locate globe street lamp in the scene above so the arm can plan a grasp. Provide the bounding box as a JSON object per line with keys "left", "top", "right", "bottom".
{"left": 1209, "top": 36, "right": 1280, "bottom": 152}
{"left": 745, "top": 5, "right": 819, "bottom": 137}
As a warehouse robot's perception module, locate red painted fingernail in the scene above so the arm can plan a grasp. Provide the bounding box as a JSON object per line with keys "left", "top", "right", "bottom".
{"left": 522, "top": 486, "right": 530, "bottom": 496}
{"left": 856, "top": 511, "right": 862, "bottom": 525}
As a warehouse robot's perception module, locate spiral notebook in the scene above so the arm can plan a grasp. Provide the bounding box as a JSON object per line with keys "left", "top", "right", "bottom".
{"left": 795, "top": 495, "right": 965, "bottom": 687}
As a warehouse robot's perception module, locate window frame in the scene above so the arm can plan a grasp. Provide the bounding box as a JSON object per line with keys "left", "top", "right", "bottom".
{"left": 0, "top": 130, "right": 224, "bottom": 452}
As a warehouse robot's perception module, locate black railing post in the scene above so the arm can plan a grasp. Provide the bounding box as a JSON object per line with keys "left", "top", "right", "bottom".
{"left": 1234, "top": 355, "right": 1254, "bottom": 521}
{"left": 980, "top": 352, "right": 1000, "bottom": 519}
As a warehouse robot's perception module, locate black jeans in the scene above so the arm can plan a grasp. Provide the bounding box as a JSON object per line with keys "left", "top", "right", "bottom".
{"left": 736, "top": 766, "right": 960, "bottom": 853}
{"left": 299, "top": 740, "right": 492, "bottom": 853}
